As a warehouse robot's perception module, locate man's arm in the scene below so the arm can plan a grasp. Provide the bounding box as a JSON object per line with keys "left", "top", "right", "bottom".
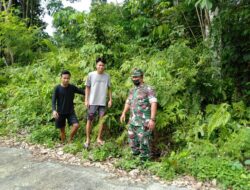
{"left": 108, "top": 88, "right": 112, "bottom": 108}
{"left": 85, "top": 73, "right": 91, "bottom": 107}
{"left": 150, "top": 102, "right": 157, "bottom": 121}
{"left": 74, "top": 85, "right": 85, "bottom": 95}
{"left": 147, "top": 85, "right": 157, "bottom": 130}
{"left": 107, "top": 74, "right": 112, "bottom": 108}
{"left": 52, "top": 86, "right": 59, "bottom": 119}
{"left": 85, "top": 86, "right": 90, "bottom": 108}
{"left": 120, "top": 89, "right": 133, "bottom": 123}
{"left": 73, "top": 85, "right": 85, "bottom": 107}
{"left": 148, "top": 102, "right": 157, "bottom": 130}
{"left": 52, "top": 88, "right": 56, "bottom": 111}
{"left": 120, "top": 103, "right": 130, "bottom": 123}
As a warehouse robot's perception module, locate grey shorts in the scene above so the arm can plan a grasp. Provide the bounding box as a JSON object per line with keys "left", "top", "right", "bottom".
{"left": 87, "top": 105, "right": 106, "bottom": 121}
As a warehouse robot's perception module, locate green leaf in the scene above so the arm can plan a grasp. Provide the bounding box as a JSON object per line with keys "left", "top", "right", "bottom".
{"left": 244, "top": 160, "right": 250, "bottom": 165}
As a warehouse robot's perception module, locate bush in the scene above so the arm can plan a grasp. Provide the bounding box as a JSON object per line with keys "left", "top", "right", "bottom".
{"left": 28, "top": 125, "right": 59, "bottom": 148}
{"left": 91, "top": 141, "right": 122, "bottom": 161}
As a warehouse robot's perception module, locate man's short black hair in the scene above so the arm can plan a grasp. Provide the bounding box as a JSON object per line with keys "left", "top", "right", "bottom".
{"left": 61, "top": 70, "right": 71, "bottom": 76}
{"left": 96, "top": 57, "right": 106, "bottom": 64}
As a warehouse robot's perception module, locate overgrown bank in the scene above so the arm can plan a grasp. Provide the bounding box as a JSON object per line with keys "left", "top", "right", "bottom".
{"left": 0, "top": 1, "right": 250, "bottom": 189}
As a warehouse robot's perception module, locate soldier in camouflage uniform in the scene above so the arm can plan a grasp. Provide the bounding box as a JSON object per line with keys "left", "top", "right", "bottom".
{"left": 120, "top": 69, "right": 157, "bottom": 160}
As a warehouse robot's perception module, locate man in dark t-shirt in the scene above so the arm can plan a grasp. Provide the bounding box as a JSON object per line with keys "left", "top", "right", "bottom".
{"left": 52, "top": 70, "right": 84, "bottom": 143}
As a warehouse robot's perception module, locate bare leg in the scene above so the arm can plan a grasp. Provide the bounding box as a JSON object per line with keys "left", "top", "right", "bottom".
{"left": 85, "top": 120, "right": 92, "bottom": 145}
{"left": 60, "top": 127, "right": 66, "bottom": 144}
{"left": 69, "top": 123, "right": 79, "bottom": 143}
{"left": 97, "top": 116, "right": 105, "bottom": 145}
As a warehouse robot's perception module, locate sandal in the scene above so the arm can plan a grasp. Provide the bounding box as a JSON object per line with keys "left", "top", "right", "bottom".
{"left": 83, "top": 142, "right": 90, "bottom": 149}
{"left": 97, "top": 140, "right": 105, "bottom": 146}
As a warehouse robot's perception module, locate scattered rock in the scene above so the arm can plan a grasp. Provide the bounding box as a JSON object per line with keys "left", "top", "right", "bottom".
{"left": 129, "top": 169, "right": 140, "bottom": 178}
{"left": 194, "top": 182, "right": 203, "bottom": 190}
{"left": 57, "top": 151, "right": 64, "bottom": 155}
{"left": 14, "top": 142, "right": 21, "bottom": 146}
{"left": 82, "top": 162, "right": 92, "bottom": 167}
{"left": 152, "top": 175, "right": 160, "bottom": 181}
{"left": 212, "top": 179, "right": 217, "bottom": 186}
{"left": 0, "top": 137, "right": 220, "bottom": 190}
{"left": 95, "top": 162, "right": 102, "bottom": 168}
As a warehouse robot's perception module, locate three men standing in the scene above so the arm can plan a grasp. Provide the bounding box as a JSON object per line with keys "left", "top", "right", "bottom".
{"left": 52, "top": 63, "right": 157, "bottom": 160}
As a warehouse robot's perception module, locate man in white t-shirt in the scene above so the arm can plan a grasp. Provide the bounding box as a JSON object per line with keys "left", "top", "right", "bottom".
{"left": 84, "top": 58, "right": 112, "bottom": 148}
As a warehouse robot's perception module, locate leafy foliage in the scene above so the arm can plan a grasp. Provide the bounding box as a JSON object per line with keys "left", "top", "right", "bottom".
{"left": 28, "top": 125, "right": 59, "bottom": 148}
{"left": 53, "top": 7, "right": 86, "bottom": 48}
{"left": 0, "top": 12, "right": 42, "bottom": 65}
{"left": 0, "top": 0, "right": 249, "bottom": 189}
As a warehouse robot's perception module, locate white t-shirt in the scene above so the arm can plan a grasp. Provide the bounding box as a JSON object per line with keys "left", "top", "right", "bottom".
{"left": 85, "top": 71, "right": 111, "bottom": 106}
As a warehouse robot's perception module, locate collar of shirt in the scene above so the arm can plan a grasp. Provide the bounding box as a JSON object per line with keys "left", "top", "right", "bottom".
{"left": 134, "top": 83, "right": 145, "bottom": 89}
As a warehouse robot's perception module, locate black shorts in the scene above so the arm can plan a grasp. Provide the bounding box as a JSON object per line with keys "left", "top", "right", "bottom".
{"left": 55, "top": 112, "right": 79, "bottom": 128}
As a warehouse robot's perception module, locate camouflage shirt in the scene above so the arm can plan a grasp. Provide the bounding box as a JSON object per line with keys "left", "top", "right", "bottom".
{"left": 126, "top": 84, "right": 157, "bottom": 127}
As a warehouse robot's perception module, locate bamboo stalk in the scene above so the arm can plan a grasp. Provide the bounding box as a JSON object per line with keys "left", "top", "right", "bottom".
{"left": 195, "top": 5, "right": 205, "bottom": 40}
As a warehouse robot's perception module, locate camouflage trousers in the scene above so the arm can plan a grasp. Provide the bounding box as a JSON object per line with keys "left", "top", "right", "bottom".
{"left": 128, "top": 124, "right": 152, "bottom": 159}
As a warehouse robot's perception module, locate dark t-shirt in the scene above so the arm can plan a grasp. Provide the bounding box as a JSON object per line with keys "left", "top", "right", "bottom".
{"left": 52, "top": 84, "right": 84, "bottom": 114}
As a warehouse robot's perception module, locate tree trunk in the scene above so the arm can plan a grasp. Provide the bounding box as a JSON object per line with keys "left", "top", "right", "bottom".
{"left": 1, "top": 0, "right": 13, "bottom": 12}
{"left": 210, "top": 7, "right": 221, "bottom": 69}
{"left": 3, "top": 57, "right": 9, "bottom": 66}
{"left": 4, "top": 47, "right": 14, "bottom": 65}
{"left": 22, "top": 0, "right": 26, "bottom": 18}
{"left": 7, "top": 0, "right": 12, "bottom": 10}
{"left": 26, "top": 0, "right": 29, "bottom": 19}
{"left": 2, "top": 0, "right": 7, "bottom": 11}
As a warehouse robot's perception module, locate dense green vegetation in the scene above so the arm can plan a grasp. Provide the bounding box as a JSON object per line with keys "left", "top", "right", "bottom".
{"left": 0, "top": 0, "right": 249, "bottom": 189}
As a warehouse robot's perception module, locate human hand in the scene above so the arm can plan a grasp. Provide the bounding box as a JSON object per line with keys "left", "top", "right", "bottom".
{"left": 53, "top": 111, "right": 59, "bottom": 119}
{"left": 120, "top": 113, "right": 126, "bottom": 123}
{"left": 108, "top": 100, "right": 112, "bottom": 108}
{"left": 148, "top": 119, "right": 155, "bottom": 131}
{"left": 85, "top": 100, "right": 89, "bottom": 108}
